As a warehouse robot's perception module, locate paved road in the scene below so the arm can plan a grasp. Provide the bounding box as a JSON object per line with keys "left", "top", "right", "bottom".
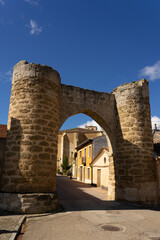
{"left": 23, "top": 176, "right": 160, "bottom": 240}
{"left": 0, "top": 212, "right": 25, "bottom": 240}
{"left": 56, "top": 175, "right": 125, "bottom": 211}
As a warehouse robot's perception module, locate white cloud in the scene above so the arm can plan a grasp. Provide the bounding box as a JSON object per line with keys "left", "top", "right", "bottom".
{"left": 78, "top": 120, "right": 103, "bottom": 131}
{"left": 0, "top": 0, "right": 4, "bottom": 5}
{"left": 27, "top": 20, "right": 42, "bottom": 35}
{"left": 139, "top": 61, "right": 160, "bottom": 81}
{"left": 0, "top": 68, "right": 13, "bottom": 82}
{"left": 152, "top": 116, "right": 160, "bottom": 130}
{"left": 25, "top": 0, "right": 38, "bottom": 6}
{"left": 78, "top": 117, "right": 160, "bottom": 131}
{"left": 6, "top": 69, "right": 13, "bottom": 81}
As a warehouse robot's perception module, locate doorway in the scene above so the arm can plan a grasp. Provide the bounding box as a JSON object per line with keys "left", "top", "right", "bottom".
{"left": 97, "top": 169, "right": 101, "bottom": 187}
{"left": 79, "top": 166, "right": 82, "bottom": 181}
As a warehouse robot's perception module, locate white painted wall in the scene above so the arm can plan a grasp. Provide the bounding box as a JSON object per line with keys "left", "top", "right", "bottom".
{"left": 92, "top": 149, "right": 109, "bottom": 189}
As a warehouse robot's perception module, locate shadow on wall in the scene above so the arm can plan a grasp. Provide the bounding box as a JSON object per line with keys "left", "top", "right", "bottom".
{"left": 1, "top": 117, "right": 57, "bottom": 193}
{"left": 113, "top": 110, "right": 158, "bottom": 204}
{"left": 0, "top": 118, "right": 26, "bottom": 192}
{"left": 0, "top": 118, "right": 24, "bottom": 212}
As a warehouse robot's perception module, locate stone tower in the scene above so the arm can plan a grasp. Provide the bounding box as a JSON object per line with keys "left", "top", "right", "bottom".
{"left": 0, "top": 61, "right": 61, "bottom": 213}
{"left": 113, "top": 80, "right": 157, "bottom": 203}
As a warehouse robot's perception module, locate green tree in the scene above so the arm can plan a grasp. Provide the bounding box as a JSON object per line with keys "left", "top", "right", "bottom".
{"left": 61, "top": 156, "right": 70, "bottom": 174}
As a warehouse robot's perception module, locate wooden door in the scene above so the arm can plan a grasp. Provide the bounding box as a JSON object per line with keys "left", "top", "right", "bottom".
{"left": 79, "top": 166, "right": 82, "bottom": 181}
{"left": 83, "top": 167, "right": 85, "bottom": 182}
{"left": 97, "top": 169, "right": 101, "bottom": 187}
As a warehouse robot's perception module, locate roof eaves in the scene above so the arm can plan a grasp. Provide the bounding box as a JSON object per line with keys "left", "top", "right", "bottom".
{"left": 76, "top": 139, "right": 93, "bottom": 150}
{"left": 90, "top": 146, "right": 109, "bottom": 166}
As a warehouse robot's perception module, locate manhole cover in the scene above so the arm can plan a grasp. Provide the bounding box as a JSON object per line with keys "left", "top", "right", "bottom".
{"left": 102, "top": 225, "right": 122, "bottom": 231}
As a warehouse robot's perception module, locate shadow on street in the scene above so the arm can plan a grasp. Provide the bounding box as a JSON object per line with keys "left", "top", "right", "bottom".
{"left": 56, "top": 175, "right": 155, "bottom": 212}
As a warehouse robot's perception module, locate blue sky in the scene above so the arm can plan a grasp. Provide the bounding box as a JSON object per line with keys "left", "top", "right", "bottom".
{"left": 0, "top": 0, "right": 160, "bottom": 130}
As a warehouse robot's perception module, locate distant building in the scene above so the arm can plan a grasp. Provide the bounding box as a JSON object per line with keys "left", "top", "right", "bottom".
{"left": 153, "top": 124, "right": 160, "bottom": 156}
{"left": 85, "top": 125, "right": 98, "bottom": 131}
{"left": 57, "top": 126, "right": 103, "bottom": 172}
{"left": 76, "top": 135, "right": 108, "bottom": 184}
{"left": 153, "top": 124, "right": 160, "bottom": 200}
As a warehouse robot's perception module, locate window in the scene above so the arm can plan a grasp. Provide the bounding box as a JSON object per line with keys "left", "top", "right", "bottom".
{"left": 79, "top": 150, "right": 82, "bottom": 158}
{"left": 104, "top": 157, "right": 106, "bottom": 164}
{"left": 83, "top": 148, "right": 86, "bottom": 165}
{"left": 84, "top": 148, "right": 86, "bottom": 158}
{"left": 87, "top": 168, "right": 90, "bottom": 179}
{"left": 88, "top": 145, "right": 91, "bottom": 158}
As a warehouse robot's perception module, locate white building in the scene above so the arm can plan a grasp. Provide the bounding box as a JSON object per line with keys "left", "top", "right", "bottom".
{"left": 90, "top": 146, "right": 109, "bottom": 190}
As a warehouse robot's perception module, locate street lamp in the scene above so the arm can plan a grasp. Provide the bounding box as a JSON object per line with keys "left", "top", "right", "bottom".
{"left": 70, "top": 151, "right": 73, "bottom": 179}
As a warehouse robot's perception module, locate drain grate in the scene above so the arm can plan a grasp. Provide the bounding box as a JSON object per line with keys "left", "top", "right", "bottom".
{"left": 102, "top": 225, "right": 122, "bottom": 232}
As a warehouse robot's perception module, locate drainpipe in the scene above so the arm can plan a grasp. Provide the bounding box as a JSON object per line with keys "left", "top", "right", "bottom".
{"left": 90, "top": 163, "right": 93, "bottom": 186}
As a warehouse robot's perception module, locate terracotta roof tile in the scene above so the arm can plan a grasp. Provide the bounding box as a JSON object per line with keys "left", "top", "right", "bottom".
{"left": 0, "top": 124, "right": 7, "bottom": 138}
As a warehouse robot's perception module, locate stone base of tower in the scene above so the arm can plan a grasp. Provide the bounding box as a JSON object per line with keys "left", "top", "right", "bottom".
{"left": 0, "top": 192, "right": 57, "bottom": 214}
{"left": 116, "top": 181, "right": 158, "bottom": 206}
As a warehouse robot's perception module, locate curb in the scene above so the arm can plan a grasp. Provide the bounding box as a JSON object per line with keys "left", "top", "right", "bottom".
{"left": 9, "top": 216, "right": 26, "bottom": 240}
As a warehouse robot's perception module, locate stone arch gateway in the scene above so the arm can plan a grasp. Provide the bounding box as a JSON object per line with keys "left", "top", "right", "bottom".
{"left": 0, "top": 61, "right": 158, "bottom": 213}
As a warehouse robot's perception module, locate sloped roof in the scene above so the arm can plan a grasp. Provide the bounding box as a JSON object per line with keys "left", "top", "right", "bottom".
{"left": 0, "top": 124, "right": 7, "bottom": 138}
{"left": 76, "top": 138, "right": 93, "bottom": 150}
{"left": 90, "top": 146, "right": 109, "bottom": 166}
{"left": 76, "top": 134, "right": 108, "bottom": 150}
{"left": 59, "top": 127, "right": 103, "bottom": 134}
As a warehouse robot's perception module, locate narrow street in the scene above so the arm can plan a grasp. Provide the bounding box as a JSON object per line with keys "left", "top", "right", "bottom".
{"left": 56, "top": 175, "right": 122, "bottom": 211}
{"left": 23, "top": 176, "right": 160, "bottom": 240}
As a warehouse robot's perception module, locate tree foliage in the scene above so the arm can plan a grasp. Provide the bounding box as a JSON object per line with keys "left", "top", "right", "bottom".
{"left": 61, "top": 156, "right": 70, "bottom": 174}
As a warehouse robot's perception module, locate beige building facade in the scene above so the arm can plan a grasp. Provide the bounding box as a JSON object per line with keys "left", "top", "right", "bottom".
{"left": 57, "top": 127, "right": 103, "bottom": 171}
{"left": 91, "top": 147, "right": 109, "bottom": 190}
{"left": 76, "top": 135, "right": 108, "bottom": 184}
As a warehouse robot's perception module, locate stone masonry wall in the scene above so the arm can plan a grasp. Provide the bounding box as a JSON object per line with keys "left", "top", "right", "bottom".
{"left": 60, "top": 85, "right": 117, "bottom": 200}
{"left": 113, "top": 79, "right": 157, "bottom": 203}
{"left": 60, "top": 84, "right": 116, "bottom": 152}
{"left": 1, "top": 60, "right": 61, "bottom": 193}
{"left": 0, "top": 60, "right": 158, "bottom": 213}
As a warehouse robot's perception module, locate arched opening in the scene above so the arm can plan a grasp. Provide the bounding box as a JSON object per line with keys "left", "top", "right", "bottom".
{"left": 1, "top": 62, "right": 157, "bottom": 214}
{"left": 57, "top": 112, "right": 115, "bottom": 201}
